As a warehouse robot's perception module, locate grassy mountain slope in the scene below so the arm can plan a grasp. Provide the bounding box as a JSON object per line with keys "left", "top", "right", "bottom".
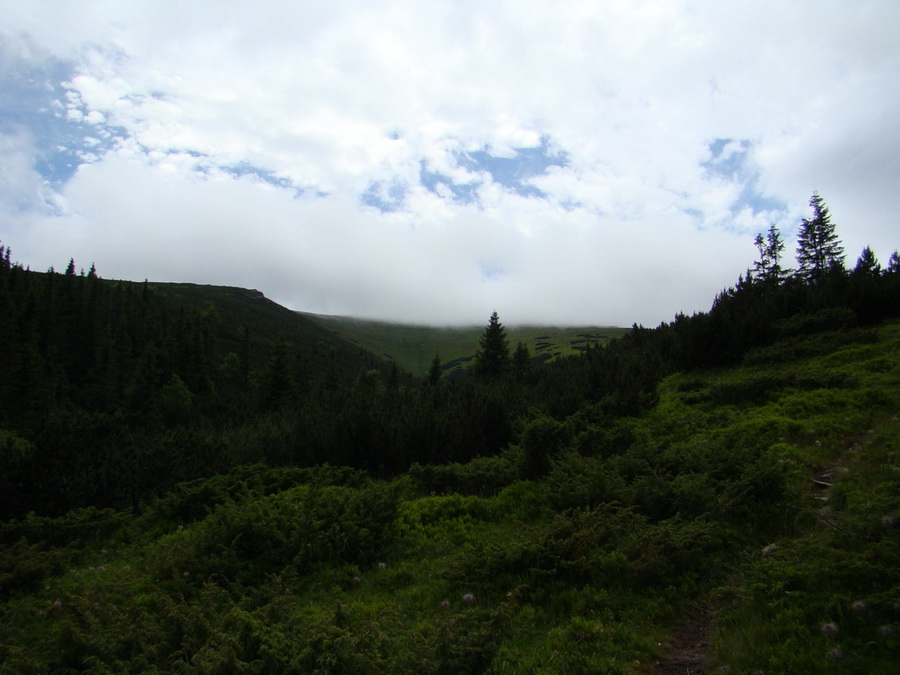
{"left": 300, "top": 312, "right": 629, "bottom": 376}
{"left": 2, "top": 319, "right": 897, "bottom": 672}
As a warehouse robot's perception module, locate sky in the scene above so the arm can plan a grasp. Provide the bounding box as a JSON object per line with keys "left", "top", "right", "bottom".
{"left": 1, "top": 1, "right": 898, "bottom": 327}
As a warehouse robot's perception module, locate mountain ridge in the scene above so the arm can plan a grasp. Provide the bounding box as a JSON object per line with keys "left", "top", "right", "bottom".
{"left": 298, "top": 310, "right": 630, "bottom": 376}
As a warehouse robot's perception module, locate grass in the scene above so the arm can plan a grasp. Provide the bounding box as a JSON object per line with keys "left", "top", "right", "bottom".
{"left": 299, "top": 312, "right": 629, "bottom": 376}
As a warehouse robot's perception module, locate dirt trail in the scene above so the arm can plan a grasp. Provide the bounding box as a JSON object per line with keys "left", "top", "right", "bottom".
{"left": 653, "top": 604, "right": 712, "bottom": 674}
{"left": 653, "top": 448, "right": 857, "bottom": 673}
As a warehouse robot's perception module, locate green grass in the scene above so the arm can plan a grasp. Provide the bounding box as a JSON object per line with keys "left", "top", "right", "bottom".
{"left": 300, "top": 312, "right": 629, "bottom": 376}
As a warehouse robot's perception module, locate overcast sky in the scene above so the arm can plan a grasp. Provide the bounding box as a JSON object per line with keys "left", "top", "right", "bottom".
{"left": 1, "top": 1, "right": 898, "bottom": 326}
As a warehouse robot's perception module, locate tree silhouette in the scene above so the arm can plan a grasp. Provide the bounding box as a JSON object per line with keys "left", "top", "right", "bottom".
{"left": 753, "top": 224, "right": 789, "bottom": 283}
{"left": 853, "top": 246, "right": 881, "bottom": 277}
{"left": 474, "top": 311, "right": 510, "bottom": 378}
{"left": 428, "top": 353, "right": 442, "bottom": 386}
{"left": 796, "top": 193, "right": 844, "bottom": 283}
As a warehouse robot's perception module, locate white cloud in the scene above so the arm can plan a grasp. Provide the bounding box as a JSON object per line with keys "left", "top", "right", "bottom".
{"left": 1, "top": 0, "right": 899, "bottom": 325}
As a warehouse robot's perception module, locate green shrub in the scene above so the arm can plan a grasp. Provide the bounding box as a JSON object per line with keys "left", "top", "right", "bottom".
{"left": 0, "top": 507, "right": 131, "bottom": 547}
{"left": 776, "top": 307, "right": 857, "bottom": 338}
{"left": 149, "top": 482, "right": 399, "bottom": 588}
{"left": 545, "top": 452, "right": 625, "bottom": 511}
{"left": 407, "top": 454, "right": 518, "bottom": 497}
{"left": 0, "top": 538, "right": 78, "bottom": 599}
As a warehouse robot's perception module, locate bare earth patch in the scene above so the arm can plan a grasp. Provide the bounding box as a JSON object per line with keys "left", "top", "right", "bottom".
{"left": 654, "top": 605, "right": 712, "bottom": 674}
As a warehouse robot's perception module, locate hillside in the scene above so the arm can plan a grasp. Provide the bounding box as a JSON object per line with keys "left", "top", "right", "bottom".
{"left": 1, "top": 318, "right": 897, "bottom": 672}
{"left": 301, "top": 312, "right": 629, "bottom": 376}
{"left": 150, "top": 283, "right": 394, "bottom": 378}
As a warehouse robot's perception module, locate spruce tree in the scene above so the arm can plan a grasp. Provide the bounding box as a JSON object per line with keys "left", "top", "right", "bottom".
{"left": 428, "top": 353, "right": 442, "bottom": 386}
{"left": 753, "top": 224, "right": 788, "bottom": 283}
{"left": 796, "top": 193, "right": 845, "bottom": 283}
{"left": 853, "top": 246, "right": 881, "bottom": 277}
{"left": 889, "top": 251, "right": 900, "bottom": 274}
{"left": 514, "top": 341, "right": 531, "bottom": 379}
{"left": 474, "top": 311, "right": 510, "bottom": 378}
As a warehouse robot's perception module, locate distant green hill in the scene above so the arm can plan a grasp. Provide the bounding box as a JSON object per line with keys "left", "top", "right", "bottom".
{"left": 299, "top": 312, "right": 629, "bottom": 377}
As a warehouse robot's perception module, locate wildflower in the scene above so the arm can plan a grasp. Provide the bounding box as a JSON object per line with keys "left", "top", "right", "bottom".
{"left": 352, "top": 576, "right": 362, "bottom": 585}
{"left": 377, "top": 562, "right": 386, "bottom": 569}
{"left": 440, "top": 600, "right": 451, "bottom": 608}
{"left": 878, "top": 625, "right": 894, "bottom": 638}
{"left": 821, "top": 622, "right": 839, "bottom": 637}
{"left": 52, "top": 600, "right": 62, "bottom": 610}
{"left": 183, "top": 571, "right": 190, "bottom": 577}
{"left": 760, "top": 543, "right": 777, "bottom": 557}
{"left": 462, "top": 593, "right": 475, "bottom": 605}
{"left": 851, "top": 600, "right": 867, "bottom": 613}
{"left": 826, "top": 647, "right": 843, "bottom": 661}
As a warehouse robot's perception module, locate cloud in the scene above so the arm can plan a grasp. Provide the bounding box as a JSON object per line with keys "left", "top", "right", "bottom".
{"left": 1, "top": 0, "right": 899, "bottom": 326}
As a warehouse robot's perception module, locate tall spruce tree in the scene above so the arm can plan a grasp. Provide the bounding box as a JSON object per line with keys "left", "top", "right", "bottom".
{"left": 796, "top": 193, "right": 845, "bottom": 283}
{"left": 474, "top": 311, "right": 510, "bottom": 378}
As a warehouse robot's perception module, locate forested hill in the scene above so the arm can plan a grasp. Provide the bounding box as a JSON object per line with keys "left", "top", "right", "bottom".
{"left": 147, "top": 282, "right": 395, "bottom": 378}
{"left": 0, "top": 260, "right": 396, "bottom": 518}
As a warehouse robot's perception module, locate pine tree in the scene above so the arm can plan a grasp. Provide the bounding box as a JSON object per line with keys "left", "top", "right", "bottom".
{"left": 888, "top": 251, "right": 900, "bottom": 274}
{"left": 796, "top": 193, "right": 845, "bottom": 283}
{"left": 428, "top": 353, "right": 442, "bottom": 386}
{"left": 753, "top": 224, "right": 788, "bottom": 283}
{"left": 474, "top": 311, "right": 510, "bottom": 378}
{"left": 514, "top": 341, "right": 531, "bottom": 379}
{"left": 853, "top": 246, "right": 881, "bottom": 277}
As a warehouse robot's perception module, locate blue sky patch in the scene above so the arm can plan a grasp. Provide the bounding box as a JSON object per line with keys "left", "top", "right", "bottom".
{"left": 419, "top": 161, "right": 481, "bottom": 204}
{"left": 0, "top": 43, "right": 127, "bottom": 186}
{"left": 456, "top": 136, "right": 568, "bottom": 198}
{"left": 361, "top": 180, "right": 408, "bottom": 212}
{"left": 222, "top": 162, "right": 297, "bottom": 192}
{"left": 416, "top": 136, "right": 569, "bottom": 207}
{"left": 702, "top": 137, "right": 786, "bottom": 217}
